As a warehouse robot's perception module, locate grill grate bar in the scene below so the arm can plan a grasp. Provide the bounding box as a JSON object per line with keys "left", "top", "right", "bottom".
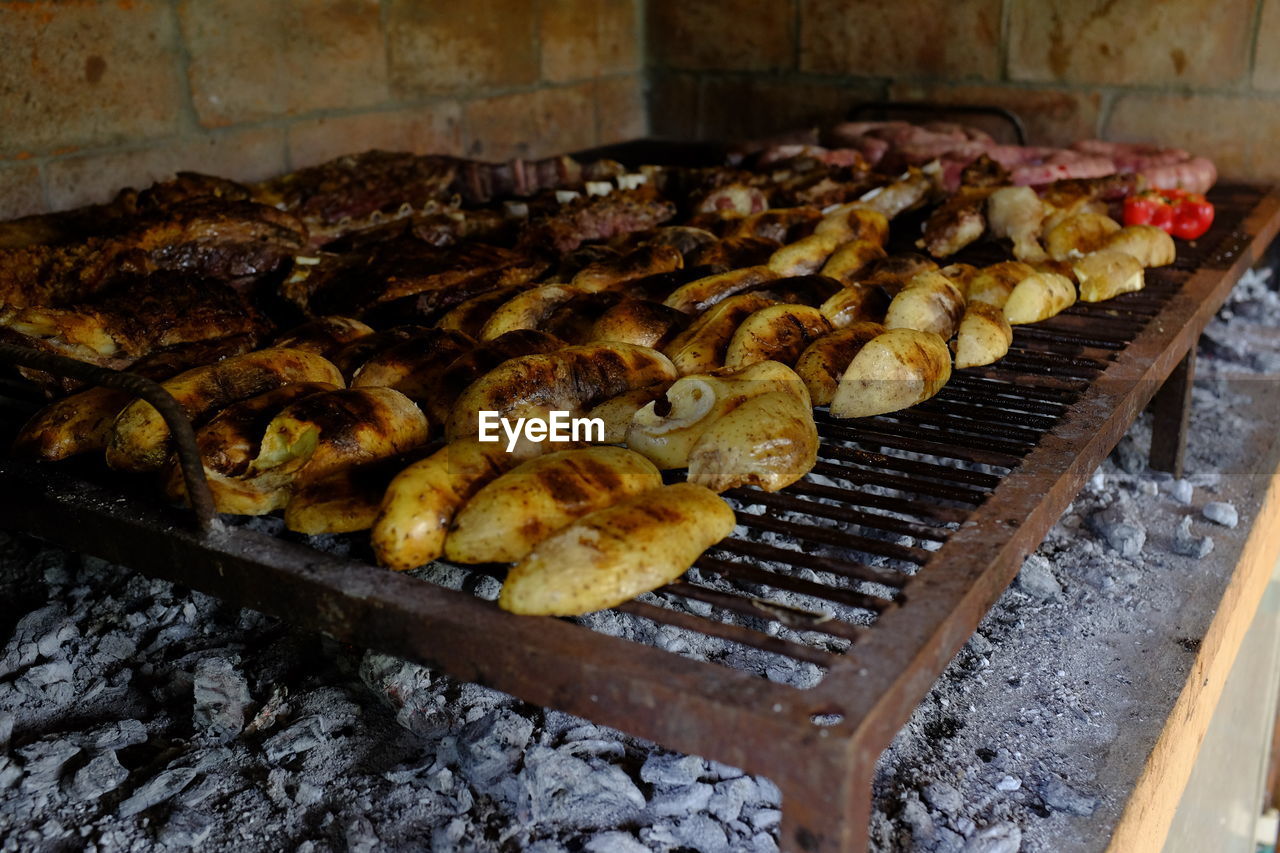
{"left": 913, "top": 396, "right": 1062, "bottom": 431}
{"left": 736, "top": 511, "right": 932, "bottom": 565}
{"left": 665, "top": 580, "right": 867, "bottom": 643}
{"left": 811, "top": 449, "right": 995, "bottom": 502}
{"left": 713, "top": 536, "right": 910, "bottom": 588}
{"left": 1011, "top": 325, "right": 1127, "bottom": 351}
{"left": 808, "top": 445, "right": 1003, "bottom": 487}
{"left": 697, "top": 556, "right": 891, "bottom": 614}
{"left": 818, "top": 417, "right": 1034, "bottom": 462}
{"left": 808, "top": 465, "right": 975, "bottom": 522}
{"left": 730, "top": 489, "right": 951, "bottom": 544}
{"left": 946, "top": 373, "right": 1080, "bottom": 405}
{"left": 880, "top": 406, "right": 1048, "bottom": 445}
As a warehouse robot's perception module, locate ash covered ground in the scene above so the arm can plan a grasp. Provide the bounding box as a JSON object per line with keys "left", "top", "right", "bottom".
{"left": 1, "top": 265, "right": 1278, "bottom": 852}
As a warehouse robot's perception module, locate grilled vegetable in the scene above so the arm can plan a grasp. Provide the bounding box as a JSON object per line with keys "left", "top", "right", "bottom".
{"left": 937, "top": 263, "right": 981, "bottom": 297}
{"left": 585, "top": 384, "right": 670, "bottom": 443}
{"left": 372, "top": 438, "right": 520, "bottom": 570}
{"left": 479, "top": 285, "right": 580, "bottom": 340}
{"left": 1073, "top": 249, "right": 1145, "bottom": 303}
{"left": 586, "top": 299, "right": 689, "bottom": 349}
{"left": 446, "top": 342, "right": 678, "bottom": 452}
{"left": 723, "top": 304, "right": 833, "bottom": 370}
{"left": 953, "top": 302, "right": 1013, "bottom": 369}
{"left": 13, "top": 386, "right": 132, "bottom": 461}
{"left": 725, "top": 207, "right": 822, "bottom": 243}
{"left": 627, "top": 360, "right": 803, "bottom": 469}
{"left": 986, "top": 186, "right": 1047, "bottom": 262}
{"left": 1102, "top": 225, "right": 1176, "bottom": 268}
{"left": 283, "top": 449, "right": 433, "bottom": 535}
{"left": 196, "top": 387, "right": 429, "bottom": 515}
{"left": 327, "top": 326, "right": 430, "bottom": 382}
{"left": 570, "top": 244, "right": 683, "bottom": 293}
{"left": 424, "top": 329, "right": 565, "bottom": 425}
{"left": 813, "top": 204, "right": 890, "bottom": 245}
{"left": 662, "top": 292, "right": 776, "bottom": 375}
{"left": 436, "top": 285, "right": 531, "bottom": 338}
{"left": 767, "top": 232, "right": 844, "bottom": 276}
{"left": 662, "top": 265, "right": 778, "bottom": 314}
{"left": 1044, "top": 212, "right": 1122, "bottom": 261}
{"left": 883, "top": 271, "right": 965, "bottom": 340}
{"left": 687, "top": 384, "right": 817, "bottom": 493}
{"left": 271, "top": 316, "right": 374, "bottom": 358}
{"left": 350, "top": 328, "right": 475, "bottom": 393}
{"left": 106, "top": 348, "right": 344, "bottom": 472}
{"left": 819, "top": 240, "right": 887, "bottom": 286}
{"left": 861, "top": 253, "right": 939, "bottom": 295}
{"left": 966, "top": 261, "right": 1036, "bottom": 308}
{"left": 1122, "top": 189, "right": 1214, "bottom": 240}
{"left": 498, "top": 482, "right": 736, "bottom": 615}
{"left": 829, "top": 329, "right": 951, "bottom": 418}
{"left": 819, "top": 284, "right": 889, "bottom": 328}
{"left": 1003, "top": 268, "right": 1077, "bottom": 324}
{"left": 794, "top": 323, "right": 886, "bottom": 405}
{"left": 446, "top": 447, "right": 663, "bottom": 564}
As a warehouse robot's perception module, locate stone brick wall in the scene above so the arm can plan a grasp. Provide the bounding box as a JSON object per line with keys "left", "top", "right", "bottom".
{"left": 647, "top": 0, "right": 1280, "bottom": 183}
{"left": 0, "top": 0, "right": 644, "bottom": 219}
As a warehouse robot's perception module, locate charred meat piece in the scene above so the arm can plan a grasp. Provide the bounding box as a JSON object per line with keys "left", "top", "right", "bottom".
{"left": 516, "top": 187, "right": 677, "bottom": 255}
{"left": 0, "top": 200, "right": 306, "bottom": 308}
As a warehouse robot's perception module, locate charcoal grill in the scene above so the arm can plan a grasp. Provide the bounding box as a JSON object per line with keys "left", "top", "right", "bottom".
{"left": 0, "top": 164, "right": 1275, "bottom": 850}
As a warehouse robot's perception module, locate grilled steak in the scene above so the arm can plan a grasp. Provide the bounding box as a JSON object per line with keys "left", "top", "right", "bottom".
{"left": 516, "top": 188, "right": 677, "bottom": 255}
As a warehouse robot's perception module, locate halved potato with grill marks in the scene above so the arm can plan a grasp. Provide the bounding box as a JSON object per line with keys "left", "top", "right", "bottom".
{"left": 829, "top": 329, "right": 951, "bottom": 418}
{"left": 795, "top": 322, "right": 886, "bottom": 406}
{"left": 723, "top": 304, "right": 833, "bottom": 370}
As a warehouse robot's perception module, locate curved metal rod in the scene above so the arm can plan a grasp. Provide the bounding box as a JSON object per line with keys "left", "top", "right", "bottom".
{"left": 0, "top": 341, "right": 217, "bottom": 535}
{"left": 847, "top": 101, "right": 1029, "bottom": 147}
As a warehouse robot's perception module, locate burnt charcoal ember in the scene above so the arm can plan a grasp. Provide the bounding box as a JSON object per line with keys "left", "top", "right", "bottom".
{"left": 1086, "top": 501, "right": 1147, "bottom": 557}
{"left": 192, "top": 657, "right": 251, "bottom": 741}
{"left": 1037, "top": 777, "right": 1097, "bottom": 816}
{"left": 0, "top": 604, "right": 76, "bottom": 677}
{"left": 964, "top": 822, "right": 1022, "bottom": 853}
{"left": 649, "top": 781, "right": 713, "bottom": 817}
{"left": 1172, "top": 515, "right": 1215, "bottom": 559}
{"left": 584, "top": 830, "right": 650, "bottom": 853}
{"left": 66, "top": 750, "right": 129, "bottom": 801}
{"left": 640, "top": 753, "right": 707, "bottom": 788}
{"left": 14, "top": 737, "right": 81, "bottom": 791}
{"left": 1203, "top": 501, "right": 1239, "bottom": 528}
{"left": 501, "top": 745, "right": 646, "bottom": 829}
{"left": 76, "top": 719, "right": 147, "bottom": 751}
{"left": 456, "top": 709, "right": 533, "bottom": 790}
{"left": 1015, "top": 554, "right": 1062, "bottom": 600}
{"left": 117, "top": 766, "right": 199, "bottom": 817}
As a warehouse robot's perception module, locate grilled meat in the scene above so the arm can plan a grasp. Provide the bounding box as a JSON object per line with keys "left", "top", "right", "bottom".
{"left": 516, "top": 187, "right": 677, "bottom": 255}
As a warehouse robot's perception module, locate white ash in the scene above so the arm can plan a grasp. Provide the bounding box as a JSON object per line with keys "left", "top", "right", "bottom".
{"left": 1, "top": 263, "right": 1276, "bottom": 851}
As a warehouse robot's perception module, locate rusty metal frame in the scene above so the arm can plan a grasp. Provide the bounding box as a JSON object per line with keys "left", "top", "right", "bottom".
{"left": 0, "top": 184, "right": 1275, "bottom": 852}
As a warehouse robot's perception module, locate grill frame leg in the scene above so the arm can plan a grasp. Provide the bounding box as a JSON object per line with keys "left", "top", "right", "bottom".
{"left": 1149, "top": 348, "right": 1197, "bottom": 478}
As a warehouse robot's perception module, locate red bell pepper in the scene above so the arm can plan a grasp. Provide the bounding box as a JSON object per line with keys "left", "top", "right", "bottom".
{"left": 1123, "top": 189, "right": 1214, "bottom": 240}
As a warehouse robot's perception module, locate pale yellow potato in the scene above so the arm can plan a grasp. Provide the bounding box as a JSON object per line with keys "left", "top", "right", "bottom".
{"left": 1073, "top": 249, "right": 1146, "bottom": 303}
{"left": 106, "top": 348, "right": 344, "bottom": 473}
{"left": 1103, "top": 225, "right": 1176, "bottom": 268}
{"left": 627, "top": 360, "right": 804, "bottom": 470}
{"left": 819, "top": 284, "right": 889, "bottom": 328}
{"left": 498, "top": 482, "right": 736, "bottom": 616}
{"left": 813, "top": 204, "right": 890, "bottom": 245}
{"left": 445, "top": 343, "right": 677, "bottom": 451}
{"left": 585, "top": 384, "right": 670, "bottom": 444}
{"left": 953, "top": 302, "right": 1013, "bottom": 369}
{"left": 723, "top": 304, "right": 833, "bottom": 370}
{"left": 794, "top": 323, "right": 886, "bottom": 406}
{"left": 662, "top": 265, "right": 778, "bottom": 315}
{"left": 14, "top": 386, "right": 131, "bottom": 461}
{"left": 962, "top": 261, "right": 1036, "bottom": 308}
{"left": 662, "top": 293, "right": 776, "bottom": 375}
{"left": 478, "top": 284, "right": 581, "bottom": 341}
{"left": 1002, "top": 269, "right": 1077, "bottom": 324}
{"left": 686, "top": 388, "right": 818, "bottom": 493}
{"left": 445, "top": 447, "right": 662, "bottom": 564}
{"left": 1044, "top": 212, "right": 1122, "bottom": 261}
{"left": 202, "top": 387, "right": 430, "bottom": 516}
{"left": 283, "top": 450, "right": 430, "bottom": 535}
{"left": 829, "top": 329, "right": 952, "bottom": 418}
{"left": 372, "top": 439, "right": 520, "bottom": 570}
{"left": 819, "top": 240, "right": 887, "bottom": 286}
{"left": 883, "top": 271, "right": 965, "bottom": 340}
{"left": 767, "top": 231, "right": 845, "bottom": 276}
{"left": 570, "top": 244, "right": 682, "bottom": 293}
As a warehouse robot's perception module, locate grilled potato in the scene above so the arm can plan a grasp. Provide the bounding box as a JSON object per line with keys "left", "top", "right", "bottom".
{"left": 953, "top": 302, "right": 1013, "bottom": 369}
{"left": 690, "top": 234, "right": 782, "bottom": 270}
{"left": 1003, "top": 268, "right": 1077, "bottom": 324}
{"left": 372, "top": 438, "right": 520, "bottom": 570}
{"left": 723, "top": 304, "right": 833, "bottom": 370}
{"left": 425, "top": 329, "right": 565, "bottom": 425}
{"left": 767, "top": 232, "right": 845, "bottom": 277}
{"left": 663, "top": 265, "right": 779, "bottom": 315}
{"left": 754, "top": 273, "right": 844, "bottom": 307}
{"left": 436, "top": 285, "right": 531, "bottom": 338}
{"left": 966, "top": 261, "right": 1037, "bottom": 308}
{"left": 813, "top": 204, "right": 890, "bottom": 245}
{"left": 479, "top": 285, "right": 581, "bottom": 340}
{"left": 328, "top": 326, "right": 431, "bottom": 381}
{"left": 586, "top": 299, "right": 689, "bottom": 349}
{"left": 627, "top": 360, "right": 804, "bottom": 469}
{"left": 861, "top": 253, "right": 940, "bottom": 296}
{"left": 819, "top": 241, "right": 887, "bottom": 286}
{"left": 446, "top": 342, "right": 678, "bottom": 452}
{"left": 13, "top": 386, "right": 132, "bottom": 461}
{"left": 498, "top": 482, "right": 736, "bottom": 615}
{"left": 197, "top": 387, "right": 430, "bottom": 515}
{"left": 646, "top": 226, "right": 719, "bottom": 261}
{"left": 724, "top": 207, "right": 822, "bottom": 243}
{"left": 271, "top": 316, "right": 374, "bottom": 358}
{"left": 350, "top": 328, "right": 475, "bottom": 392}
{"left": 794, "top": 323, "right": 886, "bottom": 405}
{"left": 937, "top": 263, "right": 980, "bottom": 297}
{"left": 585, "top": 384, "right": 671, "bottom": 444}
{"left": 1044, "top": 212, "right": 1122, "bottom": 261}
{"left": 571, "top": 244, "right": 683, "bottom": 293}
{"left": 1073, "top": 249, "right": 1145, "bottom": 303}
{"left": 819, "top": 284, "right": 890, "bottom": 328}
{"left": 687, "top": 385, "right": 818, "bottom": 493}
{"left": 883, "top": 271, "right": 965, "bottom": 339}
{"left": 1103, "top": 225, "right": 1176, "bottom": 268}
{"left": 829, "top": 329, "right": 951, "bottom": 418}
{"left": 106, "top": 348, "right": 344, "bottom": 472}
{"left": 283, "top": 449, "right": 433, "bottom": 535}
{"left": 446, "top": 447, "right": 663, "bottom": 564}
{"left": 662, "top": 293, "right": 777, "bottom": 375}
